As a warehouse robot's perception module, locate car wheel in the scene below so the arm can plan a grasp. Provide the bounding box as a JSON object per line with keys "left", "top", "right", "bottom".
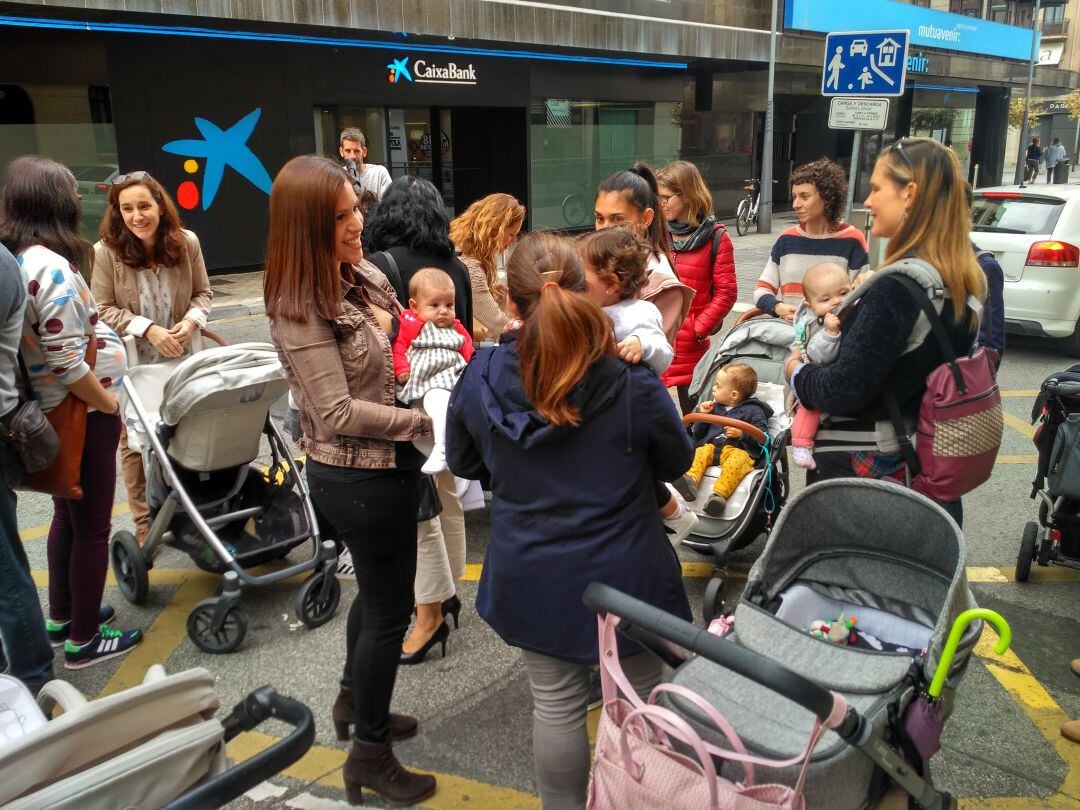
{"left": 1059, "top": 319, "right": 1080, "bottom": 357}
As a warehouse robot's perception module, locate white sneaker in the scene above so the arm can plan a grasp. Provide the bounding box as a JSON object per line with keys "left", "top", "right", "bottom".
{"left": 421, "top": 444, "right": 448, "bottom": 475}
{"left": 663, "top": 503, "right": 699, "bottom": 545}
{"left": 335, "top": 547, "right": 356, "bottom": 581}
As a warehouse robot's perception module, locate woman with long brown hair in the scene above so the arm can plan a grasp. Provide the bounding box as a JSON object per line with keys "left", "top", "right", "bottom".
{"left": 449, "top": 192, "right": 524, "bottom": 338}
{"left": 786, "top": 138, "right": 985, "bottom": 524}
{"left": 91, "top": 171, "right": 212, "bottom": 546}
{"left": 446, "top": 232, "right": 693, "bottom": 809}
{"left": 264, "top": 155, "right": 435, "bottom": 806}
{"left": 0, "top": 156, "right": 143, "bottom": 670}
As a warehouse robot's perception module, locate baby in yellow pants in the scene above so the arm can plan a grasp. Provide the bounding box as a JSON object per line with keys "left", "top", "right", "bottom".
{"left": 673, "top": 364, "right": 772, "bottom": 517}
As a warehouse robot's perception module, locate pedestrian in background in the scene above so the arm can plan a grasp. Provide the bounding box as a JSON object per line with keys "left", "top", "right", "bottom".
{"left": 1025, "top": 136, "right": 1043, "bottom": 183}
{"left": 367, "top": 175, "right": 473, "bottom": 662}
{"left": 449, "top": 192, "right": 524, "bottom": 340}
{"left": 656, "top": 160, "right": 737, "bottom": 414}
{"left": 92, "top": 171, "right": 213, "bottom": 546}
{"left": 0, "top": 240, "right": 53, "bottom": 693}
{"left": 263, "top": 154, "right": 435, "bottom": 806}
{"left": 0, "top": 155, "right": 143, "bottom": 670}
{"left": 447, "top": 232, "right": 693, "bottom": 810}
{"left": 338, "top": 127, "right": 392, "bottom": 200}
{"left": 754, "top": 158, "right": 868, "bottom": 322}
{"left": 1045, "top": 137, "right": 1068, "bottom": 184}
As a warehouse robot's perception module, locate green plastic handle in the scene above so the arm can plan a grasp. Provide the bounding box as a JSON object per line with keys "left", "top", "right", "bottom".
{"left": 928, "top": 608, "right": 1011, "bottom": 699}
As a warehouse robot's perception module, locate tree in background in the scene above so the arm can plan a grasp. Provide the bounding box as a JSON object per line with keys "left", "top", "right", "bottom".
{"left": 1010, "top": 97, "right": 1046, "bottom": 131}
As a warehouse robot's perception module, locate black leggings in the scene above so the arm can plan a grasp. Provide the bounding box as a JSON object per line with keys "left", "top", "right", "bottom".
{"left": 306, "top": 460, "right": 420, "bottom": 743}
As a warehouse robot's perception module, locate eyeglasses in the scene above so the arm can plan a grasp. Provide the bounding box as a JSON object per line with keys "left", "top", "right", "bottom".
{"left": 658, "top": 193, "right": 679, "bottom": 204}
{"left": 111, "top": 170, "right": 151, "bottom": 185}
{"left": 893, "top": 137, "right": 911, "bottom": 168}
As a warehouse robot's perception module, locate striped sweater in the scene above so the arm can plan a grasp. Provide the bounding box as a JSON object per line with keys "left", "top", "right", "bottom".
{"left": 753, "top": 224, "right": 869, "bottom": 315}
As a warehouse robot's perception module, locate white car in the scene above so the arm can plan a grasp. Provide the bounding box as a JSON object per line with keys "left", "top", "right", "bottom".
{"left": 971, "top": 183, "right": 1080, "bottom": 355}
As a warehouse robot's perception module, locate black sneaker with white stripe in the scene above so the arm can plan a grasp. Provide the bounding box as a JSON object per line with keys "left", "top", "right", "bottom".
{"left": 64, "top": 625, "right": 143, "bottom": 670}
{"left": 46, "top": 604, "right": 116, "bottom": 647}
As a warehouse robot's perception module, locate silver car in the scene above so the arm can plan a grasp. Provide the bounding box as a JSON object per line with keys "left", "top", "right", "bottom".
{"left": 971, "top": 184, "right": 1080, "bottom": 355}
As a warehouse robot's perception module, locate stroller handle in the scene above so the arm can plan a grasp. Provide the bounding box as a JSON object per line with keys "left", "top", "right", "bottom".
{"left": 584, "top": 583, "right": 842, "bottom": 725}
{"left": 683, "top": 413, "right": 767, "bottom": 445}
{"left": 160, "top": 687, "right": 314, "bottom": 810}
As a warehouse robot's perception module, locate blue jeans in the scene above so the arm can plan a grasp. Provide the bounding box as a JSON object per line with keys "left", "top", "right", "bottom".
{"left": 0, "top": 471, "right": 54, "bottom": 690}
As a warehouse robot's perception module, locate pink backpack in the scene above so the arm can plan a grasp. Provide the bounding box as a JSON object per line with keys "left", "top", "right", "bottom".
{"left": 883, "top": 273, "right": 1002, "bottom": 502}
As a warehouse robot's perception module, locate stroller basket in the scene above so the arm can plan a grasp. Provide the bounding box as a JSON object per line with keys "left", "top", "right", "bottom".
{"left": 1046, "top": 413, "right": 1080, "bottom": 500}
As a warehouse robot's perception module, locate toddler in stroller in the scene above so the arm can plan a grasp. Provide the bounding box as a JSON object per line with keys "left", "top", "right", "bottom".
{"left": 109, "top": 341, "right": 338, "bottom": 654}
{"left": 1017, "top": 364, "right": 1080, "bottom": 579}
{"left": 585, "top": 479, "right": 1008, "bottom": 809}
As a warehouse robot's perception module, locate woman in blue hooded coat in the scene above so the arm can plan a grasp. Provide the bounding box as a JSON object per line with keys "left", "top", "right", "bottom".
{"left": 446, "top": 232, "right": 693, "bottom": 810}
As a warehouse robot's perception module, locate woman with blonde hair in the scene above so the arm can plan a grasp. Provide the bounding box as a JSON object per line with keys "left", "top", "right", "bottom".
{"left": 447, "top": 232, "right": 692, "bottom": 809}
{"left": 449, "top": 193, "right": 525, "bottom": 338}
{"left": 785, "top": 137, "right": 985, "bottom": 524}
{"left": 656, "top": 160, "right": 737, "bottom": 413}
{"left": 92, "top": 171, "right": 213, "bottom": 546}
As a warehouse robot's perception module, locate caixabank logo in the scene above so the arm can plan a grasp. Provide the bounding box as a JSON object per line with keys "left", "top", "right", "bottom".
{"left": 386, "top": 56, "right": 477, "bottom": 86}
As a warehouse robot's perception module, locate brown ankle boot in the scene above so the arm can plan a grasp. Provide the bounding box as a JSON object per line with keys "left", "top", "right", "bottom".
{"left": 332, "top": 689, "right": 418, "bottom": 742}
{"left": 343, "top": 738, "right": 436, "bottom": 807}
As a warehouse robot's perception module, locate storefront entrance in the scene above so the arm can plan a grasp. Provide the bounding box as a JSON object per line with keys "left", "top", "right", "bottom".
{"left": 317, "top": 105, "right": 527, "bottom": 219}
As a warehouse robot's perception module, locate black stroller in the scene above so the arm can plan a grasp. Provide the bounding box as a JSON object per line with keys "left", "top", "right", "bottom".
{"left": 1018, "top": 365, "right": 1080, "bottom": 580}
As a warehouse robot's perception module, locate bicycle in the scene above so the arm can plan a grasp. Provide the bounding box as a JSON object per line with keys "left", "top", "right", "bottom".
{"left": 735, "top": 178, "right": 760, "bottom": 236}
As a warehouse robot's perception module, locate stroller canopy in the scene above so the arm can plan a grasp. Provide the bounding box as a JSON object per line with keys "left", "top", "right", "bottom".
{"left": 689, "top": 316, "right": 795, "bottom": 400}
{"left": 160, "top": 343, "right": 285, "bottom": 426}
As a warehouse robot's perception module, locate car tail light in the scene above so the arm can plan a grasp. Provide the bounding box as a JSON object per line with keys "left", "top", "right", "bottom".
{"left": 95, "top": 183, "right": 109, "bottom": 192}
{"left": 1052, "top": 528, "right": 1062, "bottom": 542}
{"left": 980, "top": 192, "right": 1022, "bottom": 199}
{"left": 1026, "top": 241, "right": 1080, "bottom": 268}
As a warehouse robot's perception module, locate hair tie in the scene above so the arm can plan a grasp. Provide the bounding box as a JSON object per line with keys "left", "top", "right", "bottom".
{"left": 541, "top": 281, "right": 560, "bottom": 291}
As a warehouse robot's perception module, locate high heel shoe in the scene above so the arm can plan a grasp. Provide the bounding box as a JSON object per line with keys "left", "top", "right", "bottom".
{"left": 331, "top": 688, "right": 418, "bottom": 742}
{"left": 399, "top": 621, "right": 450, "bottom": 665}
{"left": 442, "top": 594, "right": 461, "bottom": 629}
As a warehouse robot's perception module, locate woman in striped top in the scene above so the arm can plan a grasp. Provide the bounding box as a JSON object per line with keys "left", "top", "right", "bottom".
{"left": 754, "top": 159, "right": 869, "bottom": 322}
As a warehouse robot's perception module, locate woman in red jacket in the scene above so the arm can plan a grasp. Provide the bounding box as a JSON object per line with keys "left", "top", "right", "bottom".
{"left": 656, "top": 161, "right": 737, "bottom": 413}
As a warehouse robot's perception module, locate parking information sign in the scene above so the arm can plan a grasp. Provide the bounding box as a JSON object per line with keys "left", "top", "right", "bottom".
{"left": 828, "top": 98, "right": 890, "bottom": 131}
{"left": 821, "top": 30, "right": 909, "bottom": 97}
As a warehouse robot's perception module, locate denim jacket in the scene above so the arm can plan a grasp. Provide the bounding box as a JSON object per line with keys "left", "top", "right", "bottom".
{"left": 269, "top": 261, "right": 430, "bottom": 468}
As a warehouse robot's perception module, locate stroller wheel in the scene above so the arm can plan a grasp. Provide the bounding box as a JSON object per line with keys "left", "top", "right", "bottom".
{"left": 703, "top": 576, "right": 726, "bottom": 623}
{"left": 1037, "top": 535, "right": 1054, "bottom": 567}
{"left": 296, "top": 572, "right": 341, "bottom": 629}
{"left": 1016, "top": 522, "right": 1037, "bottom": 582}
{"left": 187, "top": 599, "right": 247, "bottom": 654}
{"left": 110, "top": 531, "right": 149, "bottom": 605}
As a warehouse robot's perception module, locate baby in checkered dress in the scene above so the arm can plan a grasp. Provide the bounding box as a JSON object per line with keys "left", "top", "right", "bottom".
{"left": 393, "top": 267, "right": 475, "bottom": 475}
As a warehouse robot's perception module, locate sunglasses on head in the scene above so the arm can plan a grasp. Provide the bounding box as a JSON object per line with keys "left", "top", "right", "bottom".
{"left": 111, "top": 170, "right": 151, "bottom": 185}
{"left": 893, "top": 137, "right": 912, "bottom": 167}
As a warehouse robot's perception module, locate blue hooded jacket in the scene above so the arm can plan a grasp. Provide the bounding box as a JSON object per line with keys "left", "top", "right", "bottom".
{"left": 446, "top": 333, "right": 694, "bottom": 662}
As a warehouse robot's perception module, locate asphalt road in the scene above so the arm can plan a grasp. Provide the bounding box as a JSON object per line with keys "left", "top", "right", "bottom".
{"left": 10, "top": 275, "right": 1080, "bottom": 809}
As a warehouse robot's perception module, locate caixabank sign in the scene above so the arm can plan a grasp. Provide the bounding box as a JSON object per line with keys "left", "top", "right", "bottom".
{"left": 387, "top": 56, "right": 478, "bottom": 86}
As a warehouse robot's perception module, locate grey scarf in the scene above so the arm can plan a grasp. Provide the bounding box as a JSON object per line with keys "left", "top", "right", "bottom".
{"left": 668, "top": 215, "right": 717, "bottom": 253}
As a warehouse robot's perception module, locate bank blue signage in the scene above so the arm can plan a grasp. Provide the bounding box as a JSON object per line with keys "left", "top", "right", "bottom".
{"left": 822, "top": 31, "right": 908, "bottom": 97}
{"left": 786, "top": 0, "right": 1038, "bottom": 62}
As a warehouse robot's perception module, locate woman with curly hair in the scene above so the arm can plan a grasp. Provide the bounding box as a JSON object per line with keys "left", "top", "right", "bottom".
{"left": 449, "top": 193, "right": 524, "bottom": 339}
{"left": 753, "top": 158, "right": 869, "bottom": 322}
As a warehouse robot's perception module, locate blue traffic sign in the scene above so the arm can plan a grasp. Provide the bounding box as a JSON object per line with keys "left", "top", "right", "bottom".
{"left": 821, "top": 30, "right": 909, "bottom": 98}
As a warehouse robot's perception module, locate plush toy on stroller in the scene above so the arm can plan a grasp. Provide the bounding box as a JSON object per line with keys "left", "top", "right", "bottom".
{"left": 1018, "top": 365, "right": 1080, "bottom": 580}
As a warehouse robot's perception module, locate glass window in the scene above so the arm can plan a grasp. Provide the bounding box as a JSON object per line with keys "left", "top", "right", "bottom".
{"left": 0, "top": 83, "right": 117, "bottom": 241}
{"left": 529, "top": 100, "right": 681, "bottom": 230}
{"left": 972, "top": 195, "right": 1065, "bottom": 235}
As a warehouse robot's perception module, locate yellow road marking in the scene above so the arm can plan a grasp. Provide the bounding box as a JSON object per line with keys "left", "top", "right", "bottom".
{"left": 20, "top": 503, "right": 131, "bottom": 543}
{"left": 969, "top": 626, "right": 1080, "bottom": 807}
{"left": 228, "top": 731, "right": 541, "bottom": 808}
{"left": 1000, "top": 390, "right": 1039, "bottom": 398}
{"left": 996, "top": 454, "right": 1038, "bottom": 464}
{"left": 1003, "top": 410, "right": 1037, "bottom": 440}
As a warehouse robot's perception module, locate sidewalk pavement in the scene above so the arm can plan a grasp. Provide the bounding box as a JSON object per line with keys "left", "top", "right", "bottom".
{"left": 205, "top": 214, "right": 798, "bottom": 322}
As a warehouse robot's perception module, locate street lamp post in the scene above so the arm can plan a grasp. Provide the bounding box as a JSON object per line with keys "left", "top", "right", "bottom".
{"left": 1015, "top": 0, "right": 1042, "bottom": 187}
{"left": 758, "top": 0, "right": 779, "bottom": 233}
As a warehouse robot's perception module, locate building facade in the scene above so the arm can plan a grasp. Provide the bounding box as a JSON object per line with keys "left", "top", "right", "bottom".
{"left": 0, "top": 0, "right": 1073, "bottom": 270}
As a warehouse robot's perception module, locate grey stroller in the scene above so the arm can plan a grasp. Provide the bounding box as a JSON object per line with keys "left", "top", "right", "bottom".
{"left": 587, "top": 479, "right": 991, "bottom": 809}
{"left": 109, "top": 341, "right": 338, "bottom": 654}
{"left": 682, "top": 313, "right": 795, "bottom": 618}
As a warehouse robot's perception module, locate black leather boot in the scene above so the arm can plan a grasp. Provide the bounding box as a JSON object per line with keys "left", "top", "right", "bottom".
{"left": 343, "top": 738, "right": 436, "bottom": 807}
{"left": 331, "top": 688, "right": 418, "bottom": 742}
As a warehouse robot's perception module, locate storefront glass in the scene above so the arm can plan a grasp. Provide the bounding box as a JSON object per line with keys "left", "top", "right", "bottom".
{"left": 0, "top": 83, "right": 117, "bottom": 242}
{"left": 529, "top": 100, "right": 681, "bottom": 230}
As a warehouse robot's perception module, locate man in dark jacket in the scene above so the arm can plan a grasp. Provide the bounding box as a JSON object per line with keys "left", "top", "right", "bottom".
{"left": 1025, "top": 137, "right": 1043, "bottom": 184}
{"left": 674, "top": 363, "right": 772, "bottom": 517}
{"left": 974, "top": 244, "right": 1005, "bottom": 356}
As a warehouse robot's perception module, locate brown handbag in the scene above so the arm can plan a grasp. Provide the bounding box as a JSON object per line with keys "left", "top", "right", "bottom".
{"left": 21, "top": 335, "right": 97, "bottom": 500}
